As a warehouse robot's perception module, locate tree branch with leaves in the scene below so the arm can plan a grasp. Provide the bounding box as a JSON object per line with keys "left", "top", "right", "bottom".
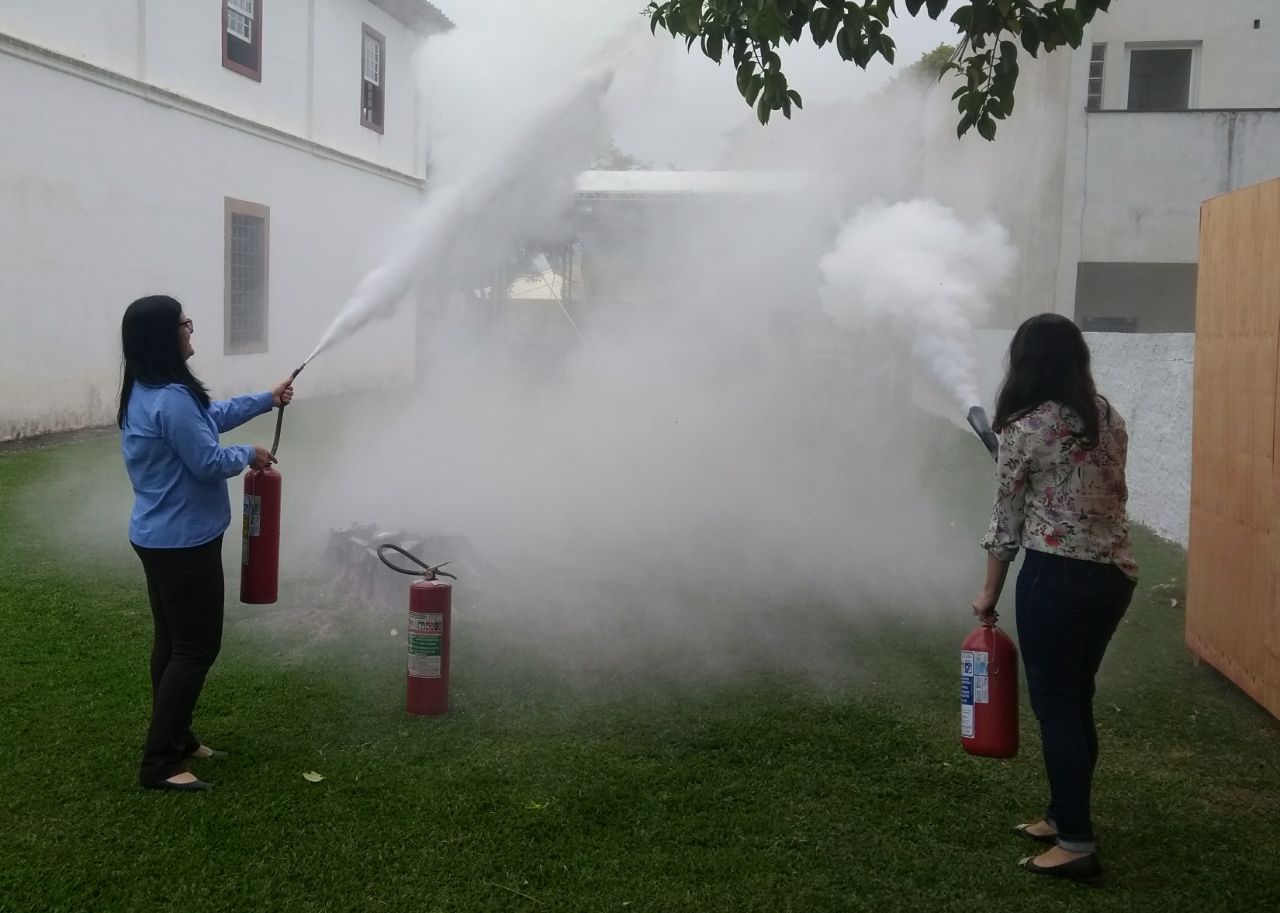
{"left": 646, "top": 0, "right": 1116, "bottom": 138}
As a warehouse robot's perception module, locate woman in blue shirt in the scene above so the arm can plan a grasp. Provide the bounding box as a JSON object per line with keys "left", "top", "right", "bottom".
{"left": 118, "top": 295, "right": 294, "bottom": 792}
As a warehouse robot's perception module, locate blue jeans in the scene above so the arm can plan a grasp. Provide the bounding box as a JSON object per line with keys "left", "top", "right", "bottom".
{"left": 1016, "top": 549, "right": 1136, "bottom": 853}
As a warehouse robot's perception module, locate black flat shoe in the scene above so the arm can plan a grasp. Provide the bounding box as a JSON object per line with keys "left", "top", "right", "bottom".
{"left": 142, "top": 777, "right": 214, "bottom": 793}
{"left": 187, "top": 747, "right": 229, "bottom": 761}
{"left": 1018, "top": 853, "right": 1102, "bottom": 881}
{"left": 1013, "top": 822, "right": 1059, "bottom": 845}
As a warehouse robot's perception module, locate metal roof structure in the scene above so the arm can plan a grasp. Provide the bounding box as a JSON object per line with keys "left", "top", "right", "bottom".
{"left": 369, "top": 0, "right": 454, "bottom": 32}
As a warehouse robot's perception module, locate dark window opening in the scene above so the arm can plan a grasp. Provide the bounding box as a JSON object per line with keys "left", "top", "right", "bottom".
{"left": 1075, "top": 262, "right": 1197, "bottom": 333}
{"left": 361, "top": 25, "right": 386, "bottom": 133}
{"left": 223, "top": 0, "right": 262, "bottom": 81}
{"left": 1127, "top": 47, "right": 1193, "bottom": 111}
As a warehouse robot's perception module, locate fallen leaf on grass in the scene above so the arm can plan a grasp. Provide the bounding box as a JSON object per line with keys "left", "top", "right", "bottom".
{"left": 526, "top": 799, "right": 551, "bottom": 810}
{"left": 303, "top": 771, "right": 325, "bottom": 783}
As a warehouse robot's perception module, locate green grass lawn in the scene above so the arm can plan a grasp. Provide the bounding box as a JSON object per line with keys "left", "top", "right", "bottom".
{"left": 1, "top": 417, "right": 1277, "bottom": 913}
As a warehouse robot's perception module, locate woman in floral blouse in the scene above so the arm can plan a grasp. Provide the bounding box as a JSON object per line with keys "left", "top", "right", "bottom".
{"left": 972, "top": 313, "right": 1138, "bottom": 881}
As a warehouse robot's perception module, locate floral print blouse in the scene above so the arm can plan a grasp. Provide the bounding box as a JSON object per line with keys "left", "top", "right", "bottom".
{"left": 980, "top": 398, "right": 1138, "bottom": 580}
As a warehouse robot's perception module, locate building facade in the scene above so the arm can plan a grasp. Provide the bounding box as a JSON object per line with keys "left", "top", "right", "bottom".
{"left": 0, "top": 0, "right": 450, "bottom": 439}
{"left": 1059, "top": 0, "right": 1280, "bottom": 331}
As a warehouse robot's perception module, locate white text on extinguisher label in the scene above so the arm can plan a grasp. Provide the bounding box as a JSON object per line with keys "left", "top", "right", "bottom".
{"left": 961, "top": 650, "right": 976, "bottom": 738}
{"left": 407, "top": 613, "right": 443, "bottom": 679}
{"left": 241, "top": 494, "right": 261, "bottom": 566}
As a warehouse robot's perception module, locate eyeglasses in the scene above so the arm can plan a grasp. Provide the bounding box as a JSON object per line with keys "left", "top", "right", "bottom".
{"left": 179, "top": 319, "right": 194, "bottom": 333}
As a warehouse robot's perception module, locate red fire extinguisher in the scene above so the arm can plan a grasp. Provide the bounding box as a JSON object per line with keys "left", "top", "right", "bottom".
{"left": 378, "top": 545, "right": 458, "bottom": 716}
{"left": 241, "top": 380, "right": 299, "bottom": 605}
{"left": 240, "top": 464, "right": 282, "bottom": 604}
{"left": 960, "top": 614, "right": 1019, "bottom": 758}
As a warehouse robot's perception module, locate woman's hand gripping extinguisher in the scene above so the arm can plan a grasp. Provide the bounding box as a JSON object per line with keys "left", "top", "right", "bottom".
{"left": 378, "top": 544, "right": 458, "bottom": 717}
{"left": 240, "top": 366, "right": 303, "bottom": 604}
{"left": 960, "top": 610, "right": 1019, "bottom": 758}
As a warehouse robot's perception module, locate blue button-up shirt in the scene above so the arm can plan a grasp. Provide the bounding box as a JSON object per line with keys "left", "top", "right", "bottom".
{"left": 122, "top": 383, "right": 274, "bottom": 548}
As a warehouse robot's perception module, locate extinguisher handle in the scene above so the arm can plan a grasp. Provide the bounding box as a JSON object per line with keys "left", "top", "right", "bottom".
{"left": 377, "top": 543, "right": 458, "bottom": 581}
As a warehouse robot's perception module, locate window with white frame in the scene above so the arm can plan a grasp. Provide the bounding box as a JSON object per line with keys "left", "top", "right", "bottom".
{"left": 1086, "top": 43, "right": 1105, "bottom": 111}
{"left": 1127, "top": 45, "right": 1195, "bottom": 111}
{"left": 361, "top": 25, "right": 386, "bottom": 133}
{"left": 224, "top": 0, "right": 262, "bottom": 81}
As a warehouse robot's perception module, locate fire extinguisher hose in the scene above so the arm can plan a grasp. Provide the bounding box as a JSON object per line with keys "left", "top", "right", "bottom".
{"left": 377, "top": 544, "right": 458, "bottom": 581}
{"left": 269, "top": 363, "right": 309, "bottom": 459}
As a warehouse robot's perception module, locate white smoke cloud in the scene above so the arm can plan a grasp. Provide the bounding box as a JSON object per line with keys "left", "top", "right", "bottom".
{"left": 818, "top": 199, "right": 1016, "bottom": 411}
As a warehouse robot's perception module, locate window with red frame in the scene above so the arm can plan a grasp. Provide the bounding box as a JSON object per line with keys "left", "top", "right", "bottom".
{"left": 224, "top": 0, "right": 262, "bottom": 81}
{"left": 361, "top": 25, "right": 385, "bottom": 132}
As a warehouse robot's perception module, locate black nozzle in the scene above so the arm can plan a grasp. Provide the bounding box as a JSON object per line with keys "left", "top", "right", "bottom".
{"left": 966, "top": 406, "right": 999, "bottom": 461}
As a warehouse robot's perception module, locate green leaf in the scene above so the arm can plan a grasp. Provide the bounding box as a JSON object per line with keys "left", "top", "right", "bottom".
{"left": 702, "top": 33, "right": 723, "bottom": 61}
{"left": 925, "top": 0, "right": 948, "bottom": 18}
{"left": 756, "top": 94, "right": 772, "bottom": 124}
{"left": 736, "top": 60, "right": 755, "bottom": 94}
{"left": 836, "top": 25, "right": 853, "bottom": 60}
{"left": 681, "top": 0, "right": 702, "bottom": 33}
{"left": 976, "top": 113, "right": 997, "bottom": 140}
{"left": 810, "top": 7, "right": 829, "bottom": 44}
{"left": 1059, "top": 8, "right": 1084, "bottom": 47}
{"left": 905, "top": 0, "right": 927, "bottom": 15}
{"left": 787, "top": 88, "right": 804, "bottom": 109}
{"left": 1020, "top": 25, "right": 1041, "bottom": 57}
{"left": 746, "top": 74, "right": 765, "bottom": 105}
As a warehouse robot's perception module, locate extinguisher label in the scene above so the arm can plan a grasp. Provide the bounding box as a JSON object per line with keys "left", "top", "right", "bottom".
{"left": 244, "top": 495, "right": 262, "bottom": 537}
{"left": 240, "top": 494, "right": 261, "bottom": 567}
{"left": 407, "top": 613, "right": 444, "bottom": 679}
{"left": 961, "top": 650, "right": 977, "bottom": 738}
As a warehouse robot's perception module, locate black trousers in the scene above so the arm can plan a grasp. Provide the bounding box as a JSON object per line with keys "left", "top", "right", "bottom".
{"left": 131, "top": 535, "right": 225, "bottom": 784}
{"left": 1016, "top": 549, "right": 1136, "bottom": 851}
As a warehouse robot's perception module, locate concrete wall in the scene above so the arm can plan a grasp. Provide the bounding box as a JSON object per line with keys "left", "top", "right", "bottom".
{"left": 0, "top": 49, "right": 421, "bottom": 439}
{"left": 1080, "top": 110, "right": 1280, "bottom": 263}
{"left": 969, "top": 330, "right": 1192, "bottom": 547}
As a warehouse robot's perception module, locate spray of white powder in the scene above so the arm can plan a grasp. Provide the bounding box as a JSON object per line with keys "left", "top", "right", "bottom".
{"left": 818, "top": 199, "right": 1016, "bottom": 410}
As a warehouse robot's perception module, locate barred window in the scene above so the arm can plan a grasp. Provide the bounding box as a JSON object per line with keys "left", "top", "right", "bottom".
{"left": 361, "top": 25, "right": 385, "bottom": 133}
{"left": 224, "top": 199, "right": 269, "bottom": 355}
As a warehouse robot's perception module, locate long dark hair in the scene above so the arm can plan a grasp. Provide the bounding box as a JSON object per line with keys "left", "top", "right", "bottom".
{"left": 993, "top": 313, "right": 1108, "bottom": 448}
{"left": 117, "top": 295, "right": 210, "bottom": 428}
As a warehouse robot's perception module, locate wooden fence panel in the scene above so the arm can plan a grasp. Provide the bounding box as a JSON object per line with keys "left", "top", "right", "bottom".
{"left": 1187, "top": 177, "right": 1280, "bottom": 719}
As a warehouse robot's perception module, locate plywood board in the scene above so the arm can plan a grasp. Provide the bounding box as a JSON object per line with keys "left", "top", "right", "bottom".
{"left": 1187, "top": 177, "right": 1280, "bottom": 719}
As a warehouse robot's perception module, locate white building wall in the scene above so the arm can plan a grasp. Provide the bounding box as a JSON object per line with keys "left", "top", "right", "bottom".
{"left": 1081, "top": 110, "right": 1280, "bottom": 263}
{"left": 0, "top": 44, "right": 421, "bottom": 439}
{"left": 311, "top": 0, "right": 424, "bottom": 176}
{"left": 1055, "top": 1, "right": 1280, "bottom": 320}
{"left": 0, "top": 0, "right": 139, "bottom": 74}
{"left": 0, "top": 1, "right": 430, "bottom": 178}
{"left": 1091, "top": 0, "right": 1280, "bottom": 110}
{"left": 145, "top": 0, "right": 314, "bottom": 140}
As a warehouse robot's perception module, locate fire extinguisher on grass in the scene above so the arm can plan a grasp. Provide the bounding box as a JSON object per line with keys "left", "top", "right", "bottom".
{"left": 960, "top": 613, "right": 1019, "bottom": 759}
{"left": 378, "top": 544, "right": 458, "bottom": 716}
